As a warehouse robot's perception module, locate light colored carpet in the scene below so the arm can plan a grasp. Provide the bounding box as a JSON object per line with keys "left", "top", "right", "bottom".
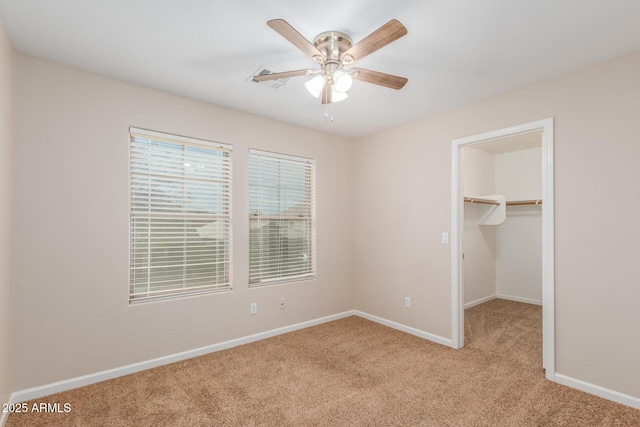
{"left": 7, "top": 299, "right": 640, "bottom": 426}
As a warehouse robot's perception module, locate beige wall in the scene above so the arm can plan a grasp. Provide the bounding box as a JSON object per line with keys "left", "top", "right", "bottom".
{"left": 0, "top": 20, "right": 14, "bottom": 408}
{"left": 354, "top": 51, "right": 640, "bottom": 398}
{"left": 12, "top": 55, "right": 354, "bottom": 390}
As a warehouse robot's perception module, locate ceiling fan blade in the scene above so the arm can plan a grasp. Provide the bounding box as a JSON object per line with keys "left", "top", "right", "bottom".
{"left": 267, "top": 19, "right": 325, "bottom": 62}
{"left": 341, "top": 19, "right": 407, "bottom": 64}
{"left": 252, "top": 69, "right": 315, "bottom": 82}
{"left": 351, "top": 68, "right": 408, "bottom": 90}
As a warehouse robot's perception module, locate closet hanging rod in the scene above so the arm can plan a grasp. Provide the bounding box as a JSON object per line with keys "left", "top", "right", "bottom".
{"left": 506, "top": 199, "right": 543, "bottom": 206}
{"left": 463, "top": 197, "right": 500, "bottom": 206}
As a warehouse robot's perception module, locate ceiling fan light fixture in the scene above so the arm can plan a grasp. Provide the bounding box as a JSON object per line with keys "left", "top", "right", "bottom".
{"left": 333, "top": 69, "right": 353, "bottom": 93}
{"left": 257, "top": 19, "right": 408, "bottom": 107}
{"left": 305, "top": 74, "right": 325, "bottom": 98}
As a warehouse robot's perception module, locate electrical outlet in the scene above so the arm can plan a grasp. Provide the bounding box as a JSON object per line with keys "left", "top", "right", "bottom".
{"left": 250, "top": 303, "right": 257, "bottom": 315}
{"left": 280, "top": 298, "right": 286, "bottom": 310}
{"left": 404, "top": 297, "right": 411, "bottom": 308}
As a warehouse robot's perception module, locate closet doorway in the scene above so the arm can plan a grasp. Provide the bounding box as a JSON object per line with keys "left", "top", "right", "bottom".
{"left": 450, "top": 119, "right": 555, "bottom": 381}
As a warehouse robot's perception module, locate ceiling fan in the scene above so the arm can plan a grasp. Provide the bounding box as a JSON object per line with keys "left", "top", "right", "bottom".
{"left": 253, "top": 19, "right": 408, "bottom": 104}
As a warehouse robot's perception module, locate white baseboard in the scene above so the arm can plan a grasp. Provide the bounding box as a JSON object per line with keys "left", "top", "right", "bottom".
{"left": 554, "top": 373, "right": 640, "bottom": 410}
{"left": 464, "top": 294, "right": 543, "bottom": 310}
{"left": 10, "top": 310, "right": 356, "bottom": 404}
{"left": 464, "top": 294, "right": 496, "bottom": 309}
{"left": 496, "top": 294, "right": 542, "bottom": 306}
{"left": 9, "top": 310, "right": 638, "bottom": 416}
{"left": 353, "top": 311, "right": 453, "bottom": 348}
{"left": 9, "top": 310, "right": 453, "bottom": 405}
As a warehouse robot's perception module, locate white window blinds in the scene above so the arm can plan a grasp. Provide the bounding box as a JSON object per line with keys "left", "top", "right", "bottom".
{"left": 249, "top": 149, "right": 316, "bottom": 286}
{"left": 129, "top": 128, "right": 232, "bottom": 302}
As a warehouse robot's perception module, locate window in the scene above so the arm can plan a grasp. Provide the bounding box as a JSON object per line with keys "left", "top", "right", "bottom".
{"left": 249, "top": 149, "right": 315, "bottom": 286}
{"left": 129, "top": 128, "right": 232, "bottom": 302}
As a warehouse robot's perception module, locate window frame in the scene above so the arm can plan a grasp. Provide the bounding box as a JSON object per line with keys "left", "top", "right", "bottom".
{"left": 129, "top": 127, "right": 233, "bottom": 303}
{"left": 248, "top": 149, "right": 316, "bottom": 287}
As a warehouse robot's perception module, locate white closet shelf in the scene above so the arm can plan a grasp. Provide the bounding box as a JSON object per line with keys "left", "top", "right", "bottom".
{"left": 464, "top": 196, "right": 543, "bottom": 225}
{"left": 464, "top": 194, "right": 505, "bottom": 225}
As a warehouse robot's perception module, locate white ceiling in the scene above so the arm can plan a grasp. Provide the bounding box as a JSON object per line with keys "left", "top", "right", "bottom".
{"left": 1, "top": 1, "right": 640, "bottom": 139}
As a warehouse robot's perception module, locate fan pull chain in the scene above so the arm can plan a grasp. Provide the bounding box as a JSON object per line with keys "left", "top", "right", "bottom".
{"left": 324, "top": 98, "right": 334, "bottom": 123}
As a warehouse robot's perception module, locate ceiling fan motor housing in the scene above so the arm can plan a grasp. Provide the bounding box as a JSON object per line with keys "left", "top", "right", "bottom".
{"left": 313, "top": 31, "right": 353, "bottom": 63}
{"left": 313, "top": 31, "right": 355, "bottom": 87}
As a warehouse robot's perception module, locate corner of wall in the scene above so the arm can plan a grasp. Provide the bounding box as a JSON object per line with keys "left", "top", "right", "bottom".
{"left": 0, "top": 17, "right": 16, "bottom": 420}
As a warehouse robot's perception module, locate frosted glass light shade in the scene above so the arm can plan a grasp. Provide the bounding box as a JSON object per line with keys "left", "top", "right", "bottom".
{"left": 305, "top": 75, "right": 325, "bottom": 98}
{"left": 333, "top": 70, "right": 353, "bottom": 93}
{"left": 331, "top": 87, "right": 348, "bottom": 102}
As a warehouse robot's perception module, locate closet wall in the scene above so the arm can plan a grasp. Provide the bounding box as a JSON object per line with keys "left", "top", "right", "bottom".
{"left": 495, "top": 147, "right": 542, "bottom": 304}
{"left": 462, "top": 148, "right": 496, "bottom": 306}
{"left": 463, "top": 139, "right": 542, "bottom": 307}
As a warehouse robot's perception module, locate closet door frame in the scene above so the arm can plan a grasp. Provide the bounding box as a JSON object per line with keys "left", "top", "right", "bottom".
{"left": 450, "top": 118, "right": 555, "bottom": 381}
